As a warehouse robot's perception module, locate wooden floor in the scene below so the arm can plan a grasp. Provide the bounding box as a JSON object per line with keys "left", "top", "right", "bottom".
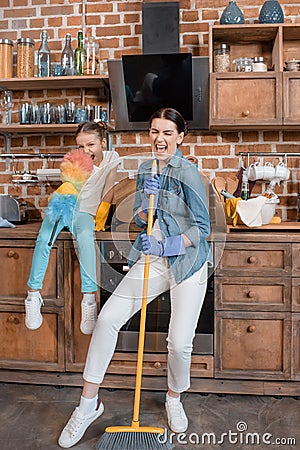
{"left": 1, "top": 383, "right": 300, "bottom": 449}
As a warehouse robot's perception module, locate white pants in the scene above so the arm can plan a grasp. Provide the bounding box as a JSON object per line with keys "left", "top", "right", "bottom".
{"left": 83, "top": 255, "right": 208, "bottom": 393}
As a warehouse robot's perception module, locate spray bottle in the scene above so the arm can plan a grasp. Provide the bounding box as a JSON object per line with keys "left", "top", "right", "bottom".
{"left": 241, "top": 171, "right": 249, "bottom": 200}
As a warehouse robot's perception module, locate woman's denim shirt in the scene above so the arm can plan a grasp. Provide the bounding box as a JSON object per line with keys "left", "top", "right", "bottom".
{"left": 128, "top": 149, "right": 211, "bottom": 284}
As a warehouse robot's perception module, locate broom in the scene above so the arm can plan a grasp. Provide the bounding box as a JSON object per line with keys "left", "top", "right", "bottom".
{"left": 96, "top": 160, "right": 173, "bottom": 450}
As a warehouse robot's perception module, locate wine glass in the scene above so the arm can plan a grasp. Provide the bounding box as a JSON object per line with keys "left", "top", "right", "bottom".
{"left": 0, "top": 89, "right": 13, "bottom": 124}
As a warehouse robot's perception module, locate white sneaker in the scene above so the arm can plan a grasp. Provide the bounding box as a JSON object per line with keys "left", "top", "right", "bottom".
{"left": 165, "top": 395, "right": 188, "bottom": 433}
{"left": 25, "top": 292, "right": 44, "bottom": 330}
{"left": 80, "top": 299, "right": 98, "bottom": 335}
{"left": 58, "top": 401, "right": 104, "bottom": 448}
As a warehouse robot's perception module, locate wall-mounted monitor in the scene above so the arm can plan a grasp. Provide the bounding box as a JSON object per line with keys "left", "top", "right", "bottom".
{"left": 108, "top": 54, "right": 209, "bottom": 131}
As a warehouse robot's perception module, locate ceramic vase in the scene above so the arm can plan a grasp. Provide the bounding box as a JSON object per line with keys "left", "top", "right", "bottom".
{"left": 259, "top": 0, "right": 284, "bottom": 24}
{"left": 220, "top": 0, "right": 245, "bottom": 25}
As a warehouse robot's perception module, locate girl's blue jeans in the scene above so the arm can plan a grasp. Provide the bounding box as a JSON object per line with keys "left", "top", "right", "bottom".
{"left": 27, "top": 211, "right": 98, "bottom": 293}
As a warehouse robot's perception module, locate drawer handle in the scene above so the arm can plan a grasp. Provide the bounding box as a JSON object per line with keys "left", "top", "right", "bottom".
{"left": 247, "top": 325, "right": 256, "bottom": 333}
{"left": 242, "top": 110, "right": 250, "bottom": 117}
{"left": 7, "top": 315, "right": 20, "bottom": 325}
{"left": 247, "top": 256, "right": 257, "bottom": 264}
{"left": 154, "top": 362, "right": 161, "bottom": 369}
{"left": 7, "top": 250, "right": 19, "bottom": 259}
{"left": 247, "top": 290, "right": 255, "bottom": 298}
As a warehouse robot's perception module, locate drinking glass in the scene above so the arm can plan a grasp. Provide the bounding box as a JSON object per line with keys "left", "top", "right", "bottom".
{"left": 0, "top": 89, "right": 13, "bottom": 124}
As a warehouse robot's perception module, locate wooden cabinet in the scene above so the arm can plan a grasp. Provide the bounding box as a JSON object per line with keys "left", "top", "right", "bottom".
{"left": 215, "top": 311, "right": 291, "bottom": 380}
{"left": 209, "top": 24, "right": 300, "bottom": 130}
{"left": 0, "top": 237, "right": 65, "bottom": 370}
{"left": 210, "top": 72, "right": 282, "bottom": 129}
{"left": 1, "top": 225, "right": 300, "bottom": 396}
{"left": 215, "top": 240, "right": 293, "bottom": 381}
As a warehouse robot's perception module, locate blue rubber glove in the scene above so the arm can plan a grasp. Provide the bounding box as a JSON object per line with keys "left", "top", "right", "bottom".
{"left": 141, "top": 233, "right": 164, "bottom": 256}
{"left": 161, "top": 235, "right": 186, "bottom": 256}
{"left": 141, "top": 233, "right": 186, "bottom": 257}
{"left": 141, "top": 174, "right": 160, "bottom": 214}
{"left": 144, "top": 174, "right": 160, "bottom": 195}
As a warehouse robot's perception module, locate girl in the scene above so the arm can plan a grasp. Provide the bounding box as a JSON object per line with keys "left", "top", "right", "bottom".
{"left": 58, "top": 108, "right": 210, "bottom": 448}
{"left": 25, "top": 121, "right": 119, "bottom": 335}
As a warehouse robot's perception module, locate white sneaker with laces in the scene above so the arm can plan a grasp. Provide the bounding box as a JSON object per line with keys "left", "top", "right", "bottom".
{"left": 165, "top": 395, "right": 188, "bottom": 433}
{"left": 80, "top": 299, "right": 98, "bottom": 335}
{"left": 58, "top": 401, "right": 104, "bottom": 448}
{"left": 25, "top": 292, "right": 44, "bottom": 330}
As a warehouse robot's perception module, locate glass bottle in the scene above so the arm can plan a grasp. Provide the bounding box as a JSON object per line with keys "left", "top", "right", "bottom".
{"left": 259, "top": 0, "right": 284, "bottom": 24}
{"left": 84, "top": 36, "right": 99, "bottom": 75}
{"left": 61, "top": 33, "right": 75, "bottom": 76}
{"left": 38, "top": 30, "right": 51, "bottom": 77}
{"left": 74, "top": 30, "right": 86, "bottom": 76}
{"left": 220, "top": 0, "right": 245, "bottom": 25}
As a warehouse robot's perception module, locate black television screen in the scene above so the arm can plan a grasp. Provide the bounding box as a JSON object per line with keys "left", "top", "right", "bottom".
{"left": 122, "top": 53, "right": 193, "bottom": 123}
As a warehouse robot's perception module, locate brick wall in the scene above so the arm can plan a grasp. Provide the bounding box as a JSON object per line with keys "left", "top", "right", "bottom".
{"left": 0, "top": 0, "right": 299, "bottom": 221}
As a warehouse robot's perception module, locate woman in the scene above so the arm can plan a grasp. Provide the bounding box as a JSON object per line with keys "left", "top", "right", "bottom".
{"left": 25, "top": 121, "right": 119, "bottom": 335}
{"left": 58, "top": 108, "right": 210, "bottom": 448}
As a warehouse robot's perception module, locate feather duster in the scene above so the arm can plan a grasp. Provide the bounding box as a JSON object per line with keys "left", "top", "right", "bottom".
{"left": 45, "top": 149, "right": 94, "bottom": 227}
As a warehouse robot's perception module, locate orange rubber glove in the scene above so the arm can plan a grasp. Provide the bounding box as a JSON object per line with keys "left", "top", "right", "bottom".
{"left": 95, "top": 201, "right": 111, "bottom": 231}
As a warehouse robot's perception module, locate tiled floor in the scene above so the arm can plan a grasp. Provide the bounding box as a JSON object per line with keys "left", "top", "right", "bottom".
{"left": 1, "top": 382, "right": 300, "bottom": 450}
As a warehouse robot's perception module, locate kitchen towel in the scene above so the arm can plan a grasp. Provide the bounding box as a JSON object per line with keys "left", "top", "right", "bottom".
{"left": 236, "top": 196, "right": 268, "bottom": 227}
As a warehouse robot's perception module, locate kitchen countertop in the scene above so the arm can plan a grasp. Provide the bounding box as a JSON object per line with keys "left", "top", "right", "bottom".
{"left": 0, "top": 221, "right": 140, "bottom": 241}
{"left": 0, "top": 221, "right": 299, "bottom": 243}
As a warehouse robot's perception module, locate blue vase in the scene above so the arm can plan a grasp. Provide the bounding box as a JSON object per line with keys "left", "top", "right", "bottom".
{"left": 259, "top": 0, "right": 284, "bottom": 24}
{"left": 220, "top": 0, "right": 245, "bottom": 25}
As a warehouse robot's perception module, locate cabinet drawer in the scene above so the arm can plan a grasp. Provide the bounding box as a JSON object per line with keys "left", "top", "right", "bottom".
{"left": 210, "top": 73, "right": 282, "bottom": 129}
{"left": 107, "top": 353, "right": 213, "bottom": 378}
{"left": 0, "top": 307, "right": 64, "bottom": 371}
{"left": 215, "top": 277, "right": 291, "bottom": 311}
{"left": 215, "top": 242, "right": 291, "bottom": 277}
{"left": 215, "top": 311, "right": 291, "bottom": 380}
{"left": 292, "top": 278, "right": 300, "bottom": 312}
{"left": 293, "top": 244, "right": 300, "bottom": 277}
{"left": 0, "top": 241, "right": 63, "bottom": 302}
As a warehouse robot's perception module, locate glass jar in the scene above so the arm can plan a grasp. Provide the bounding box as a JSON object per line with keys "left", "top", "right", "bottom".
{"left": 233, "top": 57, "right": 253, "bottom": 72}
{"left": 17, "top": 38, "right": 35, "bottom": 78}
{"left": 0, "top": 39, "right": 13, "bottom": 78}
{"left": 252, "top": 56, "right": 267, "bottom": 72}
{"left": 214, "top": 44, "right": 230, "bottom": 73}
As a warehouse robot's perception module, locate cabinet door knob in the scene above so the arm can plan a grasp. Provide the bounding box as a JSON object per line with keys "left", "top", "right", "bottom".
{"left": 7, "top": 315, "right": 20, "bottom": 325}
{"left": 247, "top": 290, "right": 255, "bottom": 298}
{"left": 247, "top": 325, "right": 256, "bottom": 333}
{"left": 242, "top": 110, "right": 250, "bottom": 117}
{"left": 7, "top": 250, "right": 16, "bottom": 258}
{"left": 247, "top": 256, "right": 257, "bottom": 264}
{"left": 154, "top": 362, "right": 161, "bottom": 369}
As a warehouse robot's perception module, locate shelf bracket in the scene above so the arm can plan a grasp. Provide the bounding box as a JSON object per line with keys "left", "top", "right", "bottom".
{"left": 0, "top": 132, "right": 11, "bottom": 170}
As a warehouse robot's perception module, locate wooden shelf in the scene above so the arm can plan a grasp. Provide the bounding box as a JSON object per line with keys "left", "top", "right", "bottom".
{"left": 0, "top": 75, "right": 109, "bottom": 91}
{"left": 0, "top": 123, "right": 80, "bottom": 134}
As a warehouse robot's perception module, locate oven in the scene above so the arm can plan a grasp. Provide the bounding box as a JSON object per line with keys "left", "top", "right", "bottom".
{"left": 99, "top": 240, "right": 213, "bottom": 354}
